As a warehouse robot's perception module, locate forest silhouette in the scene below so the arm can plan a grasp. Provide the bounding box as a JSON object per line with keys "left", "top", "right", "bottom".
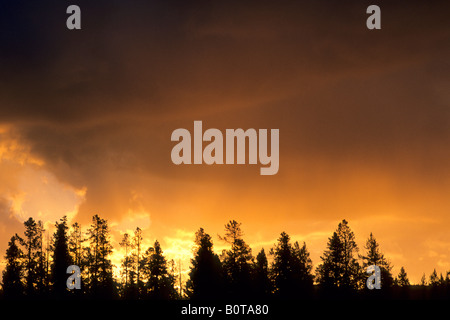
{"left": 1, "top": 215, "right": 449, "bottom": 300}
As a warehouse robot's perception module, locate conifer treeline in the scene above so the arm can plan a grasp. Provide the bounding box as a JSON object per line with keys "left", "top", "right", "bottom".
{"left": 1, "top": 216, "right": 449, "bottom": 299}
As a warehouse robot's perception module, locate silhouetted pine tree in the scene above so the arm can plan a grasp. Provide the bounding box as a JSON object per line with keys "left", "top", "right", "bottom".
{"left": 316, "top": 220, "right": 361, "bottom": 296}
{"left": 270, "top": 232, "right": 313, "bottom": 299}
{"left": 117, "top": 229, "right": 144, "bottom": 300}
{"left": 429, "top": 269, "right": 439, "bottom": 287}
{"left": 315, "top": 232, "right": 342, "bottom": 292}
{"left": 427, "top": 268, "right": 443, "bottom": 298}
{"left": 2, "top": 234, "right": 24, "bottom": 299}
{"left": 85, "top": 214, "right": 116, "bottom": 298}
{"left": 119, "top": 230, "right": 142, "bottom": 299}
{"left": 132, "top": 227, "right": 143, "bottom": 296}
{"left": 21, "top": 218, "right": 47, "bottom": 297}
{"left": 186, "top": 228, "right": 224, "bottom": 300}
{"left": 219, "top": 220, "right": 253, "bottom": 298}
{"left": 50, "top": 216, "right": 73, "bottom": 298}
{"left": 120, "top": 233, "right": 132, "bottom": 292}
{"left": 361, "top": 233, "right": 394, "bottom": 293}
{"left": 420, "top": 273, "right": 427, "bottom": 286}
{"left": 141, "top": 240, "right": 177, "bottom": 299}
{"left": 68, "top": 222, "right": 83, "bottom": 267}
{"left": 393, "top": 266, "right": 410, "bottom": 298}
{"left": 252, "top": 248, "right": 272, "bottom": 299}
{"left": 395, "top": 266, "right": 410, "bottom": 287}
{"left": 67, "top": 221, "right": 85, "bottom": 298}
{"left": 292, "top": 241, "right": 314, "bottom": 295}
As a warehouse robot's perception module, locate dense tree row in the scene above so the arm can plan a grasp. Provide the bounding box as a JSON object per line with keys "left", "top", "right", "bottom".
{"left": 1, "top": 216, "right": 450, "bottom": 299}
{"left": 0, "top": 215, "right": 177, "bottom": 299}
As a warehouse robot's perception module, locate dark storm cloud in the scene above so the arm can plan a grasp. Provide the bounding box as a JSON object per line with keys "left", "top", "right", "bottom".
{"left": 0, "top": 0, "right": 188, "bottom": 122}
{"left": 0, "top": 0, "right": 448, "bottom": 216}
{"left": 1, "top": 0, "right": 448, "bottom": 125}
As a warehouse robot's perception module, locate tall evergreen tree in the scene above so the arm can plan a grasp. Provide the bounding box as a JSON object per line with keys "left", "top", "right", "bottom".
{"left": 68, "top": 222, "right": 83, "bottom": 266}
{"left": 429, "top": 269, "right": 439, "bottom": 286}
{"left": 186, "top": 228, "right": 223, "bottom": 300}
{"left": 85, "top": 214, "right": 116, "bottom": 298}
{"left": 120, "top": 233, "right": 132, "bottom": 289}
{"left": 292, "top": 241, "right": 314, "bottom": 293}
{"left": 420, "top": 273, "right": 427, "bottom": 286}
{"left": 315, "top": 232, "right": 342, "bottom": 290}
{"left": 219, "top": 220, "right": 253, "bottom": 298}
{"left": 361, "top": 233, "right": 394, "bottom": 290}
{"left": 395, "top": 266, "right": 410, "bottom": 287}
{"left": 142, "top": 240, "right": 177, "bottom": 299}
{"left": 252, "top": 248, "right": 272, "bottom": 299}
{"left": 2, "top": 234, "right": 24, "bottom": 299}
{"left": 67, "top": 221, "right": 85, "bottom": 297}
{"left": 270, "top": 232, "right": 313, "bottom": 298}
{"left": 21, "top": 218, "right": 47, "bottom": 296}
{"left": 120, "top": 232, "right": 139, "bottom": 299}
{"left": 119, "top": 227, "right": 143, "bottom": 299}
{"left": 51, "top": 216, "right": 73, "bottom": 297}
{"left": 316, "top": 220, "right": 361, "bottom": 294}
{"left": 336, "top": 219, "right": 361, "bottom": 289}
{"left": 132, "top": 227, "right": 143, "bottom": 295}
{"left": 393, "top": 266, "right": 411, "bottom": 298}
{"left": 36, "top": 221, "right": 48, "bottom": 294}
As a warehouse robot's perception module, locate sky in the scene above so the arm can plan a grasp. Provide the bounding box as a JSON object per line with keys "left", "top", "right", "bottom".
{"left": 0, "top": 0, "right": 449, "bottom": 284}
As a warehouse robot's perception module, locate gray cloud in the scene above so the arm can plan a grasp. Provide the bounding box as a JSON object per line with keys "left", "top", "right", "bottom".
{"left": 0, "top": 1, "right": 448, "bottom": 265}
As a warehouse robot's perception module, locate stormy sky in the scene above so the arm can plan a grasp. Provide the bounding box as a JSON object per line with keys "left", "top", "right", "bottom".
{"left": 0, "top": 0, "right": 449, "bottom": 282}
